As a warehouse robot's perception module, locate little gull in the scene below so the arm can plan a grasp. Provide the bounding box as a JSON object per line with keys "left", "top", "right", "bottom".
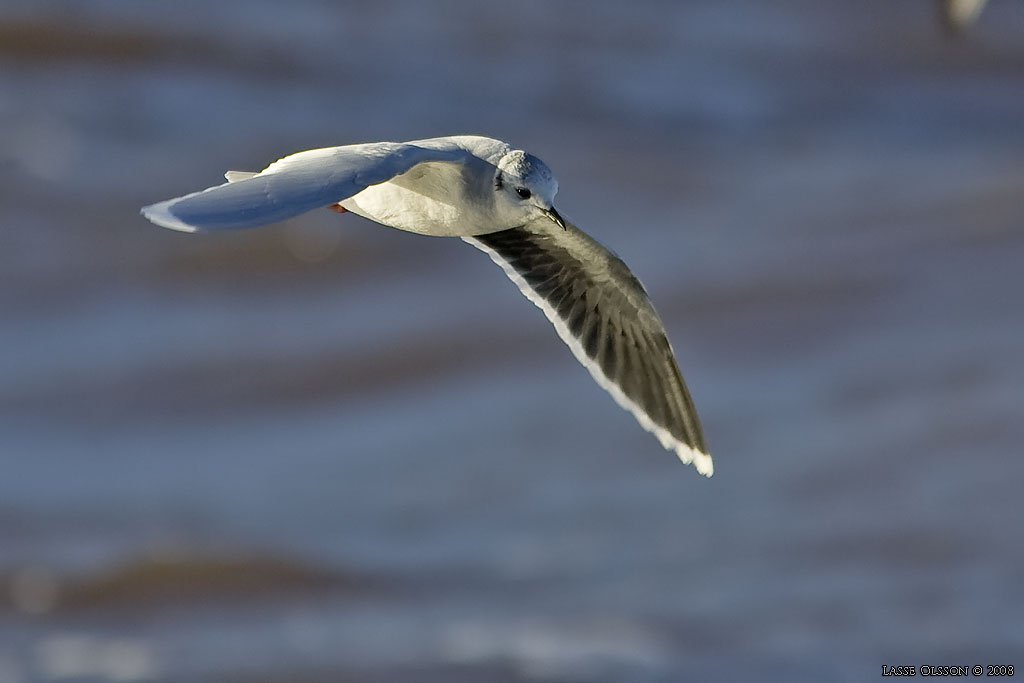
{"left": 141, "top": 135, "right": 712, "bottom": 476}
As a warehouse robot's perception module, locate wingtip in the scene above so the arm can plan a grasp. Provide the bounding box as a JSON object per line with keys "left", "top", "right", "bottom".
{"left": 140, "top": 200, "right": 198, "bottom": 233}
{"left": 652, "top": 424, "right": 713, "bottom": 477}
{"left": 676, "top": 444, "right": 714, "bottom": 477}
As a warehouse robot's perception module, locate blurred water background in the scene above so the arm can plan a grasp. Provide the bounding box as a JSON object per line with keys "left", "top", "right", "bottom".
{"left": 2, "top": 1, "right": 1023, "bottom": 681}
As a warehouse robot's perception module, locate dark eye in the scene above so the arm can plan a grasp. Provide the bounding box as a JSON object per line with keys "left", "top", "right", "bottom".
{"left": 515, "top": 187, "right": 532, "bottom": 200}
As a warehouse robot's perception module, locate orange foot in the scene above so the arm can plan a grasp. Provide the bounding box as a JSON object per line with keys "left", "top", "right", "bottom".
{"left": 328, "top": 204, "right": 348, "bottom": 214}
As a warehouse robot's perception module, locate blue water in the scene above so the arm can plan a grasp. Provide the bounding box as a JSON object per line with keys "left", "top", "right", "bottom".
{"left": 2, "top": 1, "right": 1023, "bottom": 681}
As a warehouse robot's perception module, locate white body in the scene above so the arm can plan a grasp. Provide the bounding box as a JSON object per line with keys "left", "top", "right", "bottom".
{"left": 141, "top": 135, "right": 556, "bottom": 237}
{"left": 340, "top": 136, "right": 510, "bottom": 236}
{"left": 140, "top": 135, "right": 713, "bottom": 476}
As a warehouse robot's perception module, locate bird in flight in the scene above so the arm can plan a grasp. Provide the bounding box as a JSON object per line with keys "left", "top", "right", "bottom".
{"left": 141, "top": 135, "right": 713, "bottom": 476}
{"left": 937, "top": 0, "right": 988, "bottom": 33}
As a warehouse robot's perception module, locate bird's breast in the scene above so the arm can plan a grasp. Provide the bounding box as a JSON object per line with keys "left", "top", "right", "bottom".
{"left": 341, "top": 161, "right": 495, "bottom": 237}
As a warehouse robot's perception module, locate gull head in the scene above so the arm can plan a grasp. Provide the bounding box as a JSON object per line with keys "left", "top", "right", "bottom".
{"left": 494, "top": 150, "right": 565, "bottom": 230}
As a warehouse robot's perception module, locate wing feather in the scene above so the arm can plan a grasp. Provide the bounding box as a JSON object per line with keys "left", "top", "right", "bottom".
{"left": 141, "top": 143, "right": 464, "bottom": 233}
{"left": 465, "top": 219, "right": 712, "bottom": 476}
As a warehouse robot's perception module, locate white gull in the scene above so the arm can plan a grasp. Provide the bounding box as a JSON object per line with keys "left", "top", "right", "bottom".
{"left": 141, "top": 135, "right": 713, "bottom": 476}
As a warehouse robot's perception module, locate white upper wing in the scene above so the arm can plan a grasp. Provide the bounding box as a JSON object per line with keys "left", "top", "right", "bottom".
{"left": 141, "top": 142, "right": 465, "bottom": 233}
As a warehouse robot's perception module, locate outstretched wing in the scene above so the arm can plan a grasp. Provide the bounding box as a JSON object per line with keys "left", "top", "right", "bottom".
{"left": 465, "top": 219, "right": 712, "bottom": 476}
{"left": 141, "top": 142, "right": 464, "bottom": 233}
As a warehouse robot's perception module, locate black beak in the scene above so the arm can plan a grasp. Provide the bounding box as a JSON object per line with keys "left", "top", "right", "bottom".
{"left": 544, "top": 206, "right": 567, "bottom": 230}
